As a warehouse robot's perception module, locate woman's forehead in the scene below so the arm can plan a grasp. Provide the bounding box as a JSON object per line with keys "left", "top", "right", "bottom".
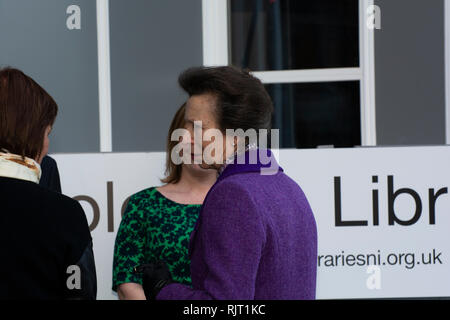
{"left": 185, "top": 94, "right": 218, "bottom": 127}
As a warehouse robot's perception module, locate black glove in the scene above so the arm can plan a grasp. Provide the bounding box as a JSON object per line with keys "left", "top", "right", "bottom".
{"left": 134, "top": 260, "right": 174, "bottom": 300}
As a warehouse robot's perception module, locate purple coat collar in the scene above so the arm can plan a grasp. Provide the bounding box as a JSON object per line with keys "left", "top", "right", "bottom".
{"left": 217, "top": 148, "right": 283, "bottom": 182}
{"left": 188, "top": 148, "right": 283, "bottom": 258}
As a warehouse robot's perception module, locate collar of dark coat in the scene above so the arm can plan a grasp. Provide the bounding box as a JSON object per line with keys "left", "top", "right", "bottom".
{"left": 217, "top": 148, "right": 283, "bottom": 182}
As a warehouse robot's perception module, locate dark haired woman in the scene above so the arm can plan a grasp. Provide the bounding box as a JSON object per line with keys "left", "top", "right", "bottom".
{"left": 0, "top": 67, "right": 96, "bottom": 299}
{"left": 138, "top": 66, "right": 318, "bottom": 300}
{"left": 112, "top": 103, "right": 217, "bottom": 300}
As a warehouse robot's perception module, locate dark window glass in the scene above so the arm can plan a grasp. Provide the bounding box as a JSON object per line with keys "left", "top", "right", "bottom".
{"left": 266, "top": 81, "right": 361, "bottom": 148}
{"left": 230, "top": 0, "right": 359, "bottom": 71}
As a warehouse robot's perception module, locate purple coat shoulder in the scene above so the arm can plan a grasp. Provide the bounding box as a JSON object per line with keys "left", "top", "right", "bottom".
{"left": 158, "top": 149, "right": 318, "bottom": 300}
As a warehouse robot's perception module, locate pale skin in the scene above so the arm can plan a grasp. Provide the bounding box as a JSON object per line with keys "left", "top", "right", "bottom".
{"left": 36, "top": 125, "right": 51, "bottom": 164}
{"left": 184, "top": 93, "right": 239, "bottom": 171}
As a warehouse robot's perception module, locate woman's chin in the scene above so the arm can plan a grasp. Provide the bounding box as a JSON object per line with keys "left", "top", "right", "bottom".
{"left": 204, "top": 164, "right": 217, "bottom": 170}
{"left": 196, "top": 163, "right": 218, "bottom": 171}
{"left": 185, "top": 163, "right": 208, "bottom": 170}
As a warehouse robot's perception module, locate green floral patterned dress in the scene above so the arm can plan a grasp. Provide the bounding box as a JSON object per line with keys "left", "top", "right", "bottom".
{"left": 112, "top": 187, "right": 201, "bottom": 291}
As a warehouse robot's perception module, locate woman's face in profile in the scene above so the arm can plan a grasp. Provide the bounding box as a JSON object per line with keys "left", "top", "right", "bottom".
{"left": 37, "top": 125, "right": 51, "bottom": 164}
{"left": 185, "top": 94, "right": 235, "bottom": 170}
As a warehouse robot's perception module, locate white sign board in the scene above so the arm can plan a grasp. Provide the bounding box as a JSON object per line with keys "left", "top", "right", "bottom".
{"left": 52, "top": 146, "right": 450, "bottom": 300}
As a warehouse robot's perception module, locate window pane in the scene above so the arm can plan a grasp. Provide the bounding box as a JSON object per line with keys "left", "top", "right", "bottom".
{"left": 0, "top": 0, "right": 100, "bottom": 153}
{"left": 109, "top": 0, "right": 203, "bottom": 152}
{"left": 266, "top": 81, "right": 361, "bottom": 148}
{"left": 230, "top": 0, "right": 359, "bottom": 71}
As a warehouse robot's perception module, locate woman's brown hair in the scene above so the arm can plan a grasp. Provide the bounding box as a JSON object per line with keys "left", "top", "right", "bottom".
{"left": 0, "top": 67, "right": 58, "bottom": 160}
{"left": 160, "top": 103, "right": 186, "bottom": 184}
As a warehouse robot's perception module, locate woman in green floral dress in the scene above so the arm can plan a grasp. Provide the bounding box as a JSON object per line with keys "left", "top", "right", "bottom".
{"left": 112, "top": 104, "right": 217, "bottom": 300}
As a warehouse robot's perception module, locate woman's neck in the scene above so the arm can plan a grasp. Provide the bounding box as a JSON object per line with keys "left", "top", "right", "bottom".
{"left": 157, "top": 166, "right": 217, "bottom": 205}
{"left": 176, "top": 165, "right": 217, "bottom": 194}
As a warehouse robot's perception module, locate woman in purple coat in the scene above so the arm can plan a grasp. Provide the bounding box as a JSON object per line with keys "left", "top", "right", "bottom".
{"left": 137, "top": 66, "right": 318, "bottom": 300}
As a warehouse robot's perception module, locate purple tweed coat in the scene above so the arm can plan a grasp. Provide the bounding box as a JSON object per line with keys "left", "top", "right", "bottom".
{"left": 158, "top": 149, "right": 317, "bottom": 300}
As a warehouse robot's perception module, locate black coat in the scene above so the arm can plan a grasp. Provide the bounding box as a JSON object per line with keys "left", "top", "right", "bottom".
{"left": 0, "top": 176, "right": 97, "bottom": 299}
{"left": 39, "top": 156, "right": 62, "bottom": 193}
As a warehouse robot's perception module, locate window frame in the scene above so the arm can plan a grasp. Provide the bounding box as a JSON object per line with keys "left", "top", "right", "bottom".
{"left": 202, "top": 0, "right": 377, "bottom": 147}
{"left": 97, "top": 0, "right": 113, "bottom": 152}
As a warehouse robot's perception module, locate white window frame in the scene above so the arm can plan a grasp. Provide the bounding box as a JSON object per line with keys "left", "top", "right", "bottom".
{"left": 96, "top": 0, "right": 113, "bottom": 152}
{"left": 202, "top": 0, "right": 377, "bottom": 146}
